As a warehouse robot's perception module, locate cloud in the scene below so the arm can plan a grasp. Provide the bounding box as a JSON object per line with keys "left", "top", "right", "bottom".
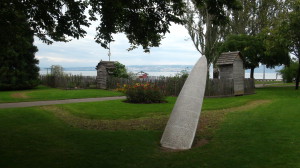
{"left": 35, "top": 23, "right": 201, "bottom": 67}
{"left": 36, "top": 55, "right": 94, "bottom": 63}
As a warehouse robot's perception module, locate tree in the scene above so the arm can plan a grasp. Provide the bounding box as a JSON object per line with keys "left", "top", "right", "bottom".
{"left": 219, "top": 34, "right": 264, "bottom": 78}
{"left": 286, "top": 0, "right": 300, "bottom": 89}
{"left": 5, "top": 0, "right": 257, "bottom": 53}
{"left": 89, "top": 0, "right": 186, "bottom": 52}
{"left": 229, "top": 0, "right": 285, "bottom": 36}
{"left": 2, "top": 0, "right": 90, "bottom": 44}
{"left": 269, "top": 0, "right": 300, "bottom": 89}
{"left": 4, "top": 0, "right": 186, "bottom": 52}
{"left": 0, "top": 10, "right": 39, "bottom": 90}
{"left": 112, "top": 62, "right": 129, "bottom": 78}
{"left": 218, "top": 0, "right": 290, "bottom": 79}
{"left": 184, "top": 0, "right": 242, "bottom": 70}
{"left": 259, "top": 28, "right": 290, "bottom": 69}
{"left": 50, "top": 65, "right": 65, "bottom": 77}
{"left": 219, "top": 33, "right": 290, "bottom": 79}
{"left": 279, "top": 58, "right": 299, "bottom": 83}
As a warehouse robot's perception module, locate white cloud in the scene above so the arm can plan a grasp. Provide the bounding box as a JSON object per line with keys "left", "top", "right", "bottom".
{"left": 35, "top": 23, "right": 201, "bottom": 67}
{"left": 36, "top": 55, "right": 95, "bottom": 63}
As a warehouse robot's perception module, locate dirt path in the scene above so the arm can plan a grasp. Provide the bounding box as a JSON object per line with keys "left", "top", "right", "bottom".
{"left": 11, "top": 92, "right": 31, "bottom": 99}
{"left": 42, "top": 99, "right": 271, "bottom": 149}
{"left": 0, "top": 96, "right": 126, "bottom": 109}
{"left": 42, "top": 99, "right": 272, "bottom": 132}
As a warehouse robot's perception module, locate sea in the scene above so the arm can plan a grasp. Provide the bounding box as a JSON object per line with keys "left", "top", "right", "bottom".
{"left": 39, "top": 65, "right": 283, "bottom": 79}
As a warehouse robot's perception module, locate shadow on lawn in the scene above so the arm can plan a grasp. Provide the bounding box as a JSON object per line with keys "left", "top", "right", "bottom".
{"left": 41, "top": 99, "right": 272, "bottom": 150}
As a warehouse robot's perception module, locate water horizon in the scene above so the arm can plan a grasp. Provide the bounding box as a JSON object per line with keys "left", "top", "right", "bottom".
{"left": 39, "top": 70, "right": 282, "bottom": 79}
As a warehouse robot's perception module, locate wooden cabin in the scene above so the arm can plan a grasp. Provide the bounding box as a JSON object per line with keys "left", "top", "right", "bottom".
{"left": 216, "top": 51, "right": 245, "bottom": 95}
{"left": 95, "top": 61, "right": 116, "bottom": 89}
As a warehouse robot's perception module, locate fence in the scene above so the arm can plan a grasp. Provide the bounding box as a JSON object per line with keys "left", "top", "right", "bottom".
{"left": 205, "top": 79, "right": 234, "bottom": 97}
{"left": 40, "top": 74, "right": 255, "bottom": 97}
{"left": 107, "top": 76, "right": 255, "bottom": 97}
{"left": 40, "top": 75, "right": 97, "bottom": 89}
{"left": 107, "top": 76, "right": 187, "bottom": 96}
{"left": 244, "top": 78, "right": 255, "bottom": 95}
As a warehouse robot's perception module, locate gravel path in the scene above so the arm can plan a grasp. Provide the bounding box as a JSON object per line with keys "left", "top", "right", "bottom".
{"left": 0, "top": 96, "right": 126, "bottom": 109}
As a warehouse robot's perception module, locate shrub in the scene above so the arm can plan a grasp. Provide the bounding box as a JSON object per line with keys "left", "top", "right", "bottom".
{"left": 118, "top": 83, "right": 165, "bottom": 103}
{"left": 279, "top": 58, "right": 298, "bottom": 83}
{"left": 112, "top": 62, "right": 129, "bottom": 78}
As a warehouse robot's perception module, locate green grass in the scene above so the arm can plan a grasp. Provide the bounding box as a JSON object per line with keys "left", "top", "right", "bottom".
{"left": 267, "top": 82, "right": 296, "bottom": 87}
{"left": 255, "top": 80, "right": 283, "bottom": 84}
{"left": 58, "top": 95, "right": 256, "bottom": 120}
{"left": 0, "top": 85, "right": 124, "bottom": 103}
{"left": 0, "top": 87, "right": 300, "bottom": 167}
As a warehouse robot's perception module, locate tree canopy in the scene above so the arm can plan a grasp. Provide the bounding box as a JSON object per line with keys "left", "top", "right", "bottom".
{"left": 219, "top": 34, "right": 264, "bottom": 78}
{"left": 1, "top": 0, "right": 90, "bottom": 44}
{"left": 3, "top": 0, "right": 255, "bottom": 52}
{"left": 3, "top": 0, "right": 186, "bottom": 52}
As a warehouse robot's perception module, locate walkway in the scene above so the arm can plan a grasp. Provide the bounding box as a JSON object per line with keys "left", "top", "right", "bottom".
{"left": 0, "top": 96, "right": 126, "bottom": 109}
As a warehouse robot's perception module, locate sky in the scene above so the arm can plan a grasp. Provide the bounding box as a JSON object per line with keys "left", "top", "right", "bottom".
{"left": 34, "top": 22, "right": 201, "bottom": 68}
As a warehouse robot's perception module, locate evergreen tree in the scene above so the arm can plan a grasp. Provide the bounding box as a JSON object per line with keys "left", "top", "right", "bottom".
{"left": 0, "top": 9, "right": 39, "bottom": 90}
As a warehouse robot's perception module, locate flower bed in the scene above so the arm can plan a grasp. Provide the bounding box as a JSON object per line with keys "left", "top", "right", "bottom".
{"left": 117, "top": 83, "right": 165, "bottom": 103}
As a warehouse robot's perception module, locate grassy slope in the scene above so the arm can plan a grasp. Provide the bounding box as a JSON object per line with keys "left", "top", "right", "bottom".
{"left": 0, "top": 85, "right": 124, "bottom": 103}
{"left": 0, "top": 87, "right": 300, "bottom": 167}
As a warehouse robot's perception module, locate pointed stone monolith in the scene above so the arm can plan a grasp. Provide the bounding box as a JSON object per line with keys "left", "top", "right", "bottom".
{"left": 160, "top": 56, "right": 207, "bottom": 150}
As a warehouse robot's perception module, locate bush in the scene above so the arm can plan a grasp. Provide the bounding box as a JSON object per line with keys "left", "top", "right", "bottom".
{"left": 279, "top": 59, "right": 298, "bottom": 83}
{"left": 112, "top": 62, "right": 129, "bottom": 78}
{"left": 118, "top": 83, "right": 165, "bottom": 103}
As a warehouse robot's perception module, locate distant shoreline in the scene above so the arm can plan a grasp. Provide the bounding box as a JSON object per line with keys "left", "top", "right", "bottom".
{"left": 39, "top": 65, "right": 283, "bottom": 74}
{"left": 39, "top": 70, "right": 282, "bottom": 79}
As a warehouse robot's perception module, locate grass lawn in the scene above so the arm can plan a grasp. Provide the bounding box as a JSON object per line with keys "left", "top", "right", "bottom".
{"left": 254, "top": 80, "right": 298, "bottom": 87}
{"left": 0, "top": 87, "right": 300, "bottom": 167}
{"left": 255, "top": 80, "right": 283, "bottom": 85}
{"left": 0, "top": 85, "right": 124, "bottom": 103}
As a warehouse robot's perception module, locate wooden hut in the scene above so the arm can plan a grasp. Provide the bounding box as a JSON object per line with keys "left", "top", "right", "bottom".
{"left": 95, "top": 61, "right": 116, "bottom": 89}
{"left": 216, "top": 51, "right": 245, "bottom": 95}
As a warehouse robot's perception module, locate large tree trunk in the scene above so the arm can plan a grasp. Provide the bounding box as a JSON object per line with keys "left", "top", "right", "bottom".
{"left": 295, "top": 58, "right": 300, "bottom": 90}
{"left": 250, "top": 67, "right": 255, "bottom": 79}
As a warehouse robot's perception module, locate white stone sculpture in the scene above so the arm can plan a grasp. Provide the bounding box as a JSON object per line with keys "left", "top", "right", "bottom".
{"left": 160, "top": 56, "right": 207, "bottom": 150}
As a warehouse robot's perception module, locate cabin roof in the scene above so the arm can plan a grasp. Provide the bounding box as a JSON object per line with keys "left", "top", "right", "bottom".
{"left": 216, "top": 51, "right": 242, "bottom": 65}
{"left": 95, "top": 61, "right": 116, "bottom": 70}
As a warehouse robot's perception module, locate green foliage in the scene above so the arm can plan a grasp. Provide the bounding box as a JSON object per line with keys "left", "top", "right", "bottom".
{"left": 288, "top": 0, "right": 300, "bottom": 89}
{"left": 1, "top": 0, "right": 89, "bottom": 44}
{"left": 175, "top": 69, "right": 189, "bottom": 79}
{"left": 270, "top": 0, "right": 300, "bottom": 89}
{"left": 4, "top": 0, "right": 248, "bottom": 53}
{"left": 279, "top": 59, "right": 299, "bottom": 83}
{"left": 218, "top": 32, "right": 290, "bottom": 78}
{"left": 0, "top": 9, "right": 39, "bottom": 90}
{"left": 259, "top": 29, "right": 290, "bottom": 68}
{"left": 89, "top": 0, "right": 186, "bottom": 52}
{"left": 191, "top": 0, "right": 242, "bottom": 25}
{"left": 112, "top": 62, "right": 129, "bottom": 78}
{"left": 288, "top": 0, "right": 300, "bottom": 57}
{"left": 219, "top": 34, "right": 263, "bottom": 69}
{"left": 120, "top": 83, "right": 165, "bottom": 104}
{"left": 229, "top": 0, "right": 285, "bottom": 35}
